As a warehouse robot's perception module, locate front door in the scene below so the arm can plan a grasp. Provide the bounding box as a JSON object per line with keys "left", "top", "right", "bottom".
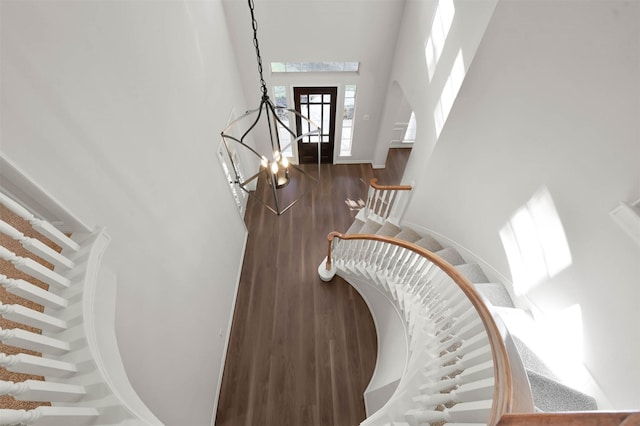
{"left": 294, "top": 86, "right": 337, "bottom": 164}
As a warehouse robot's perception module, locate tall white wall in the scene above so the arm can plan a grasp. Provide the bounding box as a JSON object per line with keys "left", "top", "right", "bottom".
{"left": 222, "top": 0, "right": 405, "bottom": 164}
{"left": 399, "top": 0, "right": 640, "bottom": 408}
{"left": 0, "top": 1, "right": 248, "bottom": 424}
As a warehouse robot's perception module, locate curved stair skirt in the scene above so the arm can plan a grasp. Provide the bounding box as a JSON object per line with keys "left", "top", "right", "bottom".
{"left": 84, "top": 230, "right": 163, "bottom": 425}
{"left": 343, "top": 275, "right": 408, "bottom": 416}
{"left": 0, "top": 154, "right": 162, "bottom": 425}
{"left": 322, "top": 218, "right": 605, "bottom": 417}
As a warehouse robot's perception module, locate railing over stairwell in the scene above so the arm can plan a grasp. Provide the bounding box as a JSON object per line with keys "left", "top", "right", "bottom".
{"left": 320, "top": 232, "right": 535, "bottom": 426}
{"left": 361, "top": 179, "right": 412, "bottom": 224}
{"left": 0, "top": 192, "right": 162, "bottom": 426}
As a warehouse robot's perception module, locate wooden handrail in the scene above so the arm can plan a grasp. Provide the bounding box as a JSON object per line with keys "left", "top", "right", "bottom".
{"left": 369, "top": 178, "right": 412, "bottom": 191}
{"left": 498, "top": 412, "right": 640, "bottom": 425}
{"left": 325, "top": 231, "right": 535, "bottom": 424}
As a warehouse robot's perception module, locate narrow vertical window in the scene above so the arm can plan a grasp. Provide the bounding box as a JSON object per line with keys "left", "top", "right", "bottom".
{"left": 273, "top": 85, "right": 293, "bottom": 157}
{"left": 340, "top": 85, "right": 357, "bottom": 156}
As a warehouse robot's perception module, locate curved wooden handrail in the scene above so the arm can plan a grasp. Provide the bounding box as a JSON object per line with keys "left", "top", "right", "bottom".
{"left": 498, "top": 411, "right": 640, "bottom": 425}
{"left": 326, "top": 231, "right": 535, "bottom": 424}
{"left": 369, "top": 178, "right": 412, "bottom": 191}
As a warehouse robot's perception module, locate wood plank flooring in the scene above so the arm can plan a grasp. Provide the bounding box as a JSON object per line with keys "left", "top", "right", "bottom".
{"left": 216, "top": 148, "right": 411, "bottom": 426}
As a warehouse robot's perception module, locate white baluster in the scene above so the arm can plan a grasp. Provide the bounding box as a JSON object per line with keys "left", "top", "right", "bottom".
{"left": 413, "top": 377, "right": 494, "bottom": 407}
{"left": 0, "top": 302, "right": 67, "bottom": 332}
{"left": 0, "top": 407, "right": 99, "bottom": 426}
{"left": 0, "top": 274, "right": 68, "bottom": 310}
{"left": 0, "top": 327, "right": 69, "bottom": 355}
{"left": 0, "top": 192, "right": 80, "bottom": 253}
{"left": 0, "top": 245, "right": 70, "bottom": 288}
{"left": 0, "top": 408, "right": 41, "bottom": 425}
{"left": 0, "top": 352, "right": 77, "bottom": 377}
{"left": 0, "top": 220, "right": 75, "bottom": 270}
{"left": 0, "top": 379, "right": 85, "bottom": 402}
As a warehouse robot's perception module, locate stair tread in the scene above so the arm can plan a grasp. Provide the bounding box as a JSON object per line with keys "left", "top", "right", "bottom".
{"left": 359, "top": 219, "right": 383, "bottom": 234}
{"left": 346, "top": 218, "right": 365, "bottom": 234}
{"left": 435, "top": 247, "right": 465, "bottom": 265}
{"left": 473, "top": 282, "right": 515, "bottom": 307}
{"left": 527, "top": 369, "right": 598, "bottom": 412}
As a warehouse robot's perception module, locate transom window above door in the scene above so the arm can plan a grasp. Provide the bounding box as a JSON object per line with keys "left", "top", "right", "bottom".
{"left": 271, "top": 62, "right": 359, "bottom": 73}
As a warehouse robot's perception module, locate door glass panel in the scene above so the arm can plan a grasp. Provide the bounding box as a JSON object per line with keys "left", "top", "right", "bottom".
{"left": 310, "top": 104, "right": 322, "bottom": 127}
{"left": 301, "top": 105, "right": 309, "bottom": 136}
{"left": 323, "top": 94, "right": 331, "bottom": 103}
{"left": 300, "top": 95, "right": 308, "bottom": 103}
{"left": 309, "top": 94, "right": 321, "bottom": 103}
{"left": 323, "top": 104, "right": 330, "bottom": 135}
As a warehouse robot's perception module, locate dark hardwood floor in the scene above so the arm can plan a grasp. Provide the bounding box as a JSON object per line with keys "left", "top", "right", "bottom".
{"left": 216, "top": 148, "right": 411, "bottom": 426}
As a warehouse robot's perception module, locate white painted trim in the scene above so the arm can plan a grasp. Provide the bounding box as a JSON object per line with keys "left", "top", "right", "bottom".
{"left": 337, "top": 274, "right": 408, "bottom": 417}
{"left": 609, "top": 200, "right": 640, "bottom": 246}
{"left": 0, "top": 152, "right": 92, "bottom": 233}
{"left": 78, "top": 228, "right": 163, "bottom": 425}
{"left": 389, "top": 142, "right": 413, "bottom": 149}
{"left": 210, "top": 227, "right": 249, "bottom": 426}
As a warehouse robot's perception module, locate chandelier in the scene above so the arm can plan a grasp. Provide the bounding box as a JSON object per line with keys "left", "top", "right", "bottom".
{"left": 221, "top": 0, "right": 320, "bottom": 216}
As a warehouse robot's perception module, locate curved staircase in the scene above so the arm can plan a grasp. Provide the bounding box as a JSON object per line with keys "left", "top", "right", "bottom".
{"left": 317, "top": 179, "right": 616, "bottom": 426}
{"left": 0, "top": 191, "right": 161, "bottom": 426}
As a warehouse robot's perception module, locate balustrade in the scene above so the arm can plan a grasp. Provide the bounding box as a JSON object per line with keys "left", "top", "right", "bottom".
{"left": 320, "top": 232, "right": 534, "bottom": 425}
{"left": 0, "top": 191, "right": 161, "bottom": 426}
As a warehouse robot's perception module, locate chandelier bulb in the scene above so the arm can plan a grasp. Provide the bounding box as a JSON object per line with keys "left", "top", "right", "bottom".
{"left": 270, "top": 161, "right": 279, "bottom": 174}
{"left": 281, "top": 157, "right": 289, "bottom": 168}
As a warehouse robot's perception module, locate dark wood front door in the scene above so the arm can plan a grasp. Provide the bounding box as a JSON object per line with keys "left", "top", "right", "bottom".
{"left": 294, "top": 86, "right": 337, "bottom": 164}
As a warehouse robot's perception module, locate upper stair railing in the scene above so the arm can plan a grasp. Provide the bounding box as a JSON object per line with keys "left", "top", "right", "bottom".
{"left": 361, "top": 178, "right": 412, "bottom": 224}
{"left": 321, "top": 232, "right": 534, "bottom": 425}
{"left": 0, "top": 191, "right": 161, "bottom": 426}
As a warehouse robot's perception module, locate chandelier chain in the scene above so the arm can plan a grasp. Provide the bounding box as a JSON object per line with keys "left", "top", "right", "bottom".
{"left": 248, "top": 0, "right": 268, "bottom": 98}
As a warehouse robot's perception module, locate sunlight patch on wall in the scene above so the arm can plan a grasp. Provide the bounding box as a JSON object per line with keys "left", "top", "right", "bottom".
{"left": 433, "top": 49, "right": 465, "bottom": 138}
{"left": 499, "top": 187, "right": 572, "bottom": 296}
{"left": 424, "top": 0, "right": 455, "bottom": 82}
{"left": 498, "top": 304, "right": 586, "bottom": 389}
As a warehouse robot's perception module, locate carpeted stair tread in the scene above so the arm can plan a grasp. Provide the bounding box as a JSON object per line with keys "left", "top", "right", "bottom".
{"left": 527, "top": 369, "right": 598, "bottom": 412}
{"left": 346, "top": 218, "right": 365, "bottom": 234}
{"left": 456, "top": 263, "right": 489, "bottom": 283}
{"left": 473, "top": 283, "right": 515, "bottom": 308}
{"left": 359, "top": 219, "right": 383, "bottom": 235}
{"left": 434, "top": 247, "right": 465, "bottom": 265}
{"left": 376, "top": 221, "right": 403, "bottom": 237}
{"left": 394, "top": 227, "right": 423, "bottom": 243}
{"left": 414, "top": 234, "right": 443, "bottom": 252}
{"left": 511, "top": 335, "right": 559, "bottom": 381}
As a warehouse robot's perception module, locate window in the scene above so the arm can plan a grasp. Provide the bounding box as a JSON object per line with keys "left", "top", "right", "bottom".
{"left": 273, "top": 85, "right": 293, "bottom": 157}
{"left": 340, "top": 85, "right": 357, "bottom": 156}
{"left": 271, "top": 62, "right": 359, "bottom": 73}
{"left": 403, "top": 112, "right": 417, "bottom": 143}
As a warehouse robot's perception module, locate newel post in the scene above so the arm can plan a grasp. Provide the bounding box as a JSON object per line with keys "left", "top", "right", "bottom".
{"left": 318, "top": 233, "right": 338, "bottom": 282}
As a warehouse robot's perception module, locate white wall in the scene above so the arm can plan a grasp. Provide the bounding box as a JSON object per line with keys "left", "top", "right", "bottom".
{"left": 400, "top": 0, "right": 640, "bottom": 408}
{"left": 0, "top": 1, "right": 248, "bottom": 424}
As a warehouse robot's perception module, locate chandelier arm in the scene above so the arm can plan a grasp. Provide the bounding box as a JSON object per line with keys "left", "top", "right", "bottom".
{"left": 265, "top": 100, "right": 282, "bottom": 154}
{"left": 221, "top": 134, "right": 265, "bottom": 164}
{"left": 240, "top": 97, "right": 267, "bottom": 145}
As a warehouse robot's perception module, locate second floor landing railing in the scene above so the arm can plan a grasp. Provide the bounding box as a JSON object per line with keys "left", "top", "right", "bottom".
{"left": 361, "top": 178, "right": 412, "bottom": 224}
